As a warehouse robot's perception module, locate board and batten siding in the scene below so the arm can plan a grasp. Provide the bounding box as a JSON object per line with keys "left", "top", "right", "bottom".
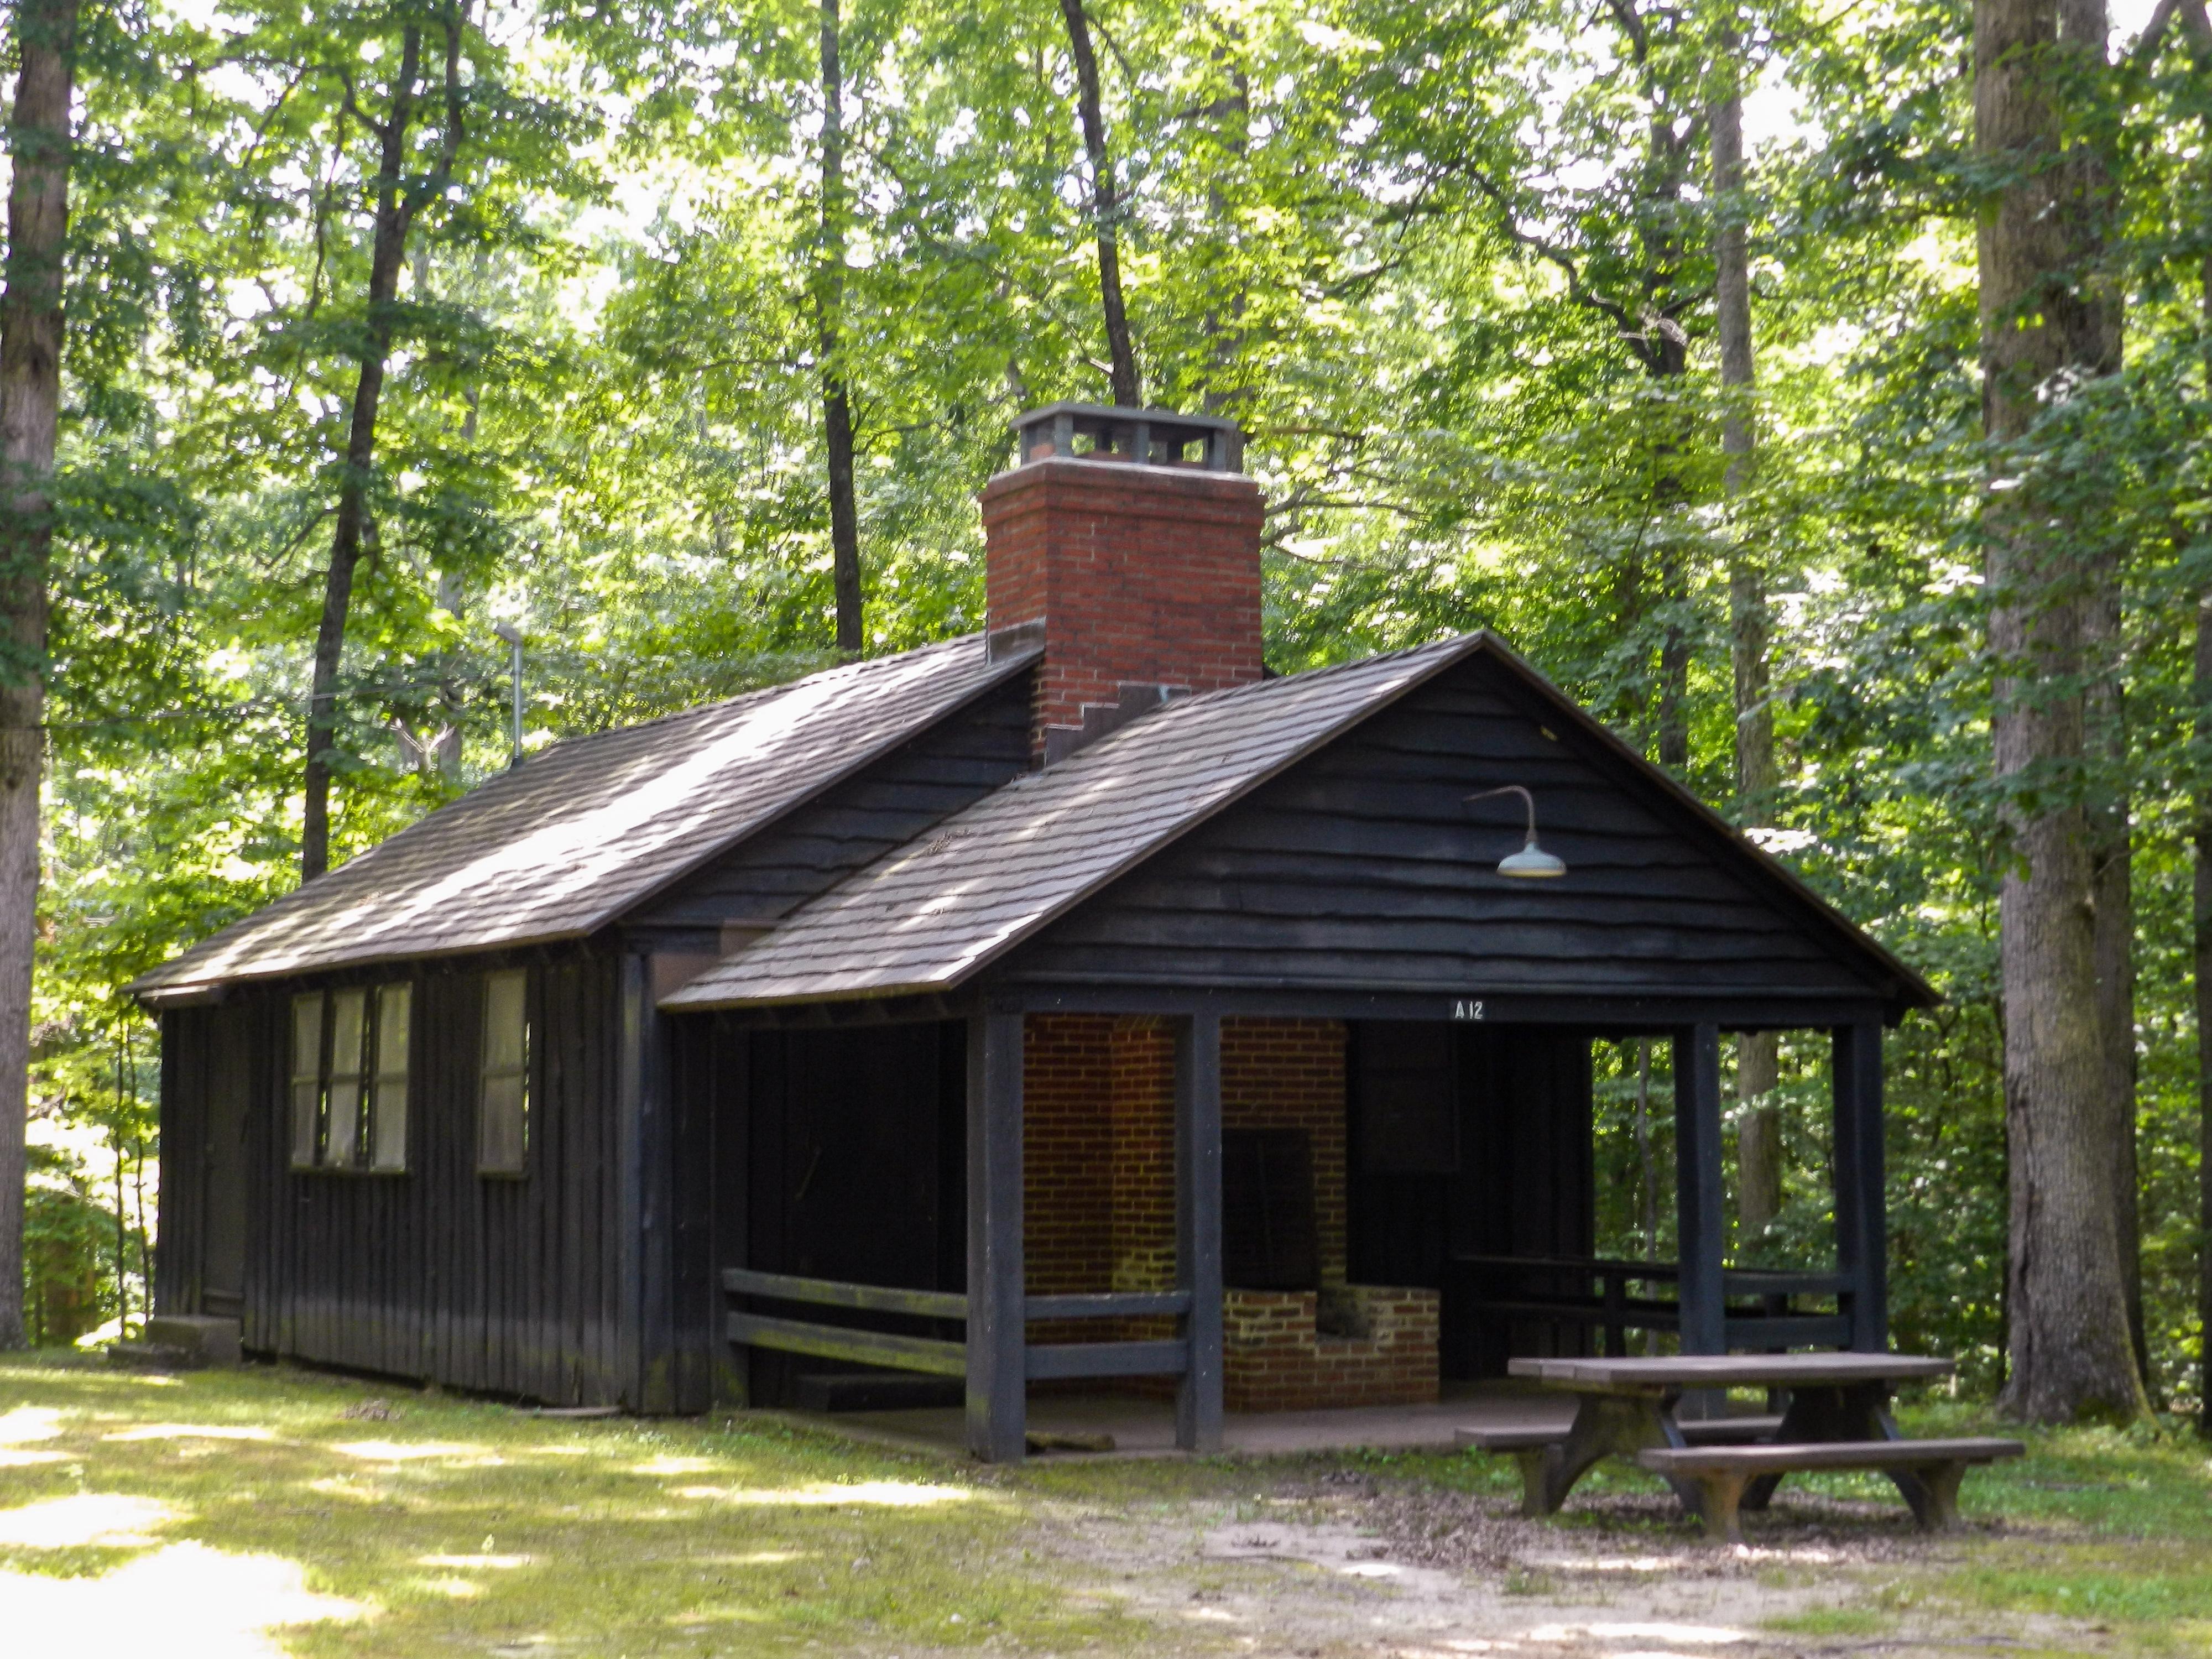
{"left": 152, "top": 1004, "right": 212, "bottom": 1316}
{"left": 1002, "top": 655, "right": 1888, "bottom": 1005}
{"left": 159, "top": 947, "right": 647, "bottom": 1407}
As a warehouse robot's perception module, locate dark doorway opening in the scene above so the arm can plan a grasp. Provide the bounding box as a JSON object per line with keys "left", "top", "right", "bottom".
{"left": 734, "top": 1019, "right": 967, "bottom": 1407}
{"left": 1347, "top": 1023, "right": 1595, "bottom": 1378}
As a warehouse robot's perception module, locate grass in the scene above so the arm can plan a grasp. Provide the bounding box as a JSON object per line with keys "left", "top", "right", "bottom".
{"left": 6, "top": 1357, "right": 2212, "bottom": 1656}
{"left": 0, "top": 1353, "right": 1151, "bottom": 1656}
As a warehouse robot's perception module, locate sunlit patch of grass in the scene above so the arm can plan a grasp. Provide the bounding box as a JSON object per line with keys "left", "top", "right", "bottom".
{"left": 0, "top": 1352, "right": 1152, "bottom": 1657}
{"left": 12, "top": 1350, "right": 2212, "bottom": 1656}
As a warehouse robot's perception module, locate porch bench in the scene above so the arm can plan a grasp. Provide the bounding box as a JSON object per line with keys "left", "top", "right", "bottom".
{"left": 1637, "top": 1437, "right": 2024, "bottom": 1542}
{"left": 1457, "top": 1416, "right": 1782, "bottom": 1512}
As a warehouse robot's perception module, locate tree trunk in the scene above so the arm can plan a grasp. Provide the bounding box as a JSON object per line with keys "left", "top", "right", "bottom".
{"left": 1639, "top": 106, "right": 1693, "bottom": 773}
{"left": 2178, "top": 0, "right": 2212, "bottom": 1431}
{"left": 819, "top": 0, "right": 860, "bottom": 653}
{"left": 1979, "top": 0, "right": 2147, "bottom": 1423}
{"left": 302, "top": 27, "right": 431, "bottom": 881}
{"left": 1710, "top": 39, "right": 1783, "bottom": 1246}
{"left": 1058, "top": 0, "right": 1141, "bottom": 406}
{"left": 2201, "top": 169, "right": 2212, "bottom": 1444}
{"left": 2058, "top": 0, "right": 2147, "bottom": 1396}
{"left": 2084, "top": 587, "right": 2145, "bottom": 1384}
{"left": 2199, "top": 582, "right": 2212, "bottom": 1425}
{"left": 0, "top": 0, "right": 77, "bottom": 1352}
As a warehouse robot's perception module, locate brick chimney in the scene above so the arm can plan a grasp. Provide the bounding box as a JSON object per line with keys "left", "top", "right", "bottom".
{"left": 982, "top": 403, "right": 1265, "bottom": 763}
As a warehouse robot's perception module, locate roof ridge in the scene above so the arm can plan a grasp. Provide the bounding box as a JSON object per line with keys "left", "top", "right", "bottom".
{"left": 525, "top": 630, "right": 985, "bottom": 760}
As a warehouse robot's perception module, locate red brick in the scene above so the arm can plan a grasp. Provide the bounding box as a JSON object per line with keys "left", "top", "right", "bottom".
{"left": 982, "top": 460, "right": 1265, "bottom": 758}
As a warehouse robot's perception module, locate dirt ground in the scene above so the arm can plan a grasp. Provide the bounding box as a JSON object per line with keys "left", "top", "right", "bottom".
{"left": 1035, "top": 1471, "right": 2122, "bottom": 1658}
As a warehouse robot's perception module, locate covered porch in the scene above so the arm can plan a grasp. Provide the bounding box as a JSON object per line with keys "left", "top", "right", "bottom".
{"left": 703, "top": 995, "right": 1890, "bottom": 1464}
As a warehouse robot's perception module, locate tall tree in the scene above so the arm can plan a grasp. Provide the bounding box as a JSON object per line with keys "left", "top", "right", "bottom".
{"left": 1710, "top": 17, "right": 1781, "bottom": 1246}
{"left": 1057, "top": 0, "right": 1141, "bottom": 406}
{"left": 1978, "top": 0, "right": 2149, "bottom": 1422}
{"left": 818, "top": 0, "right": 861, "bottom": 651}
{"left": 2140, "top": 0, "right": 2212, "bottom": 1422}
{"left": 0, "top": 0, "right": 78, "bottom": 1350}
{"left": 301, "top": 4, "right": 469, "bottom": 881}
{"left": 2064, "top": 0, "right": 2140, "bottom": 1385}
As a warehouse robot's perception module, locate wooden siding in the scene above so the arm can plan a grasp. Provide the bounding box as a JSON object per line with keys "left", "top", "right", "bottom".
{"left": 153, "top": 1006, "right": 207, "bottom": 1316}
{"left": 150, "top": 681, "right": 1030, "bottom": 1413}
{"left": 157, "top": 950, "right": 640, "bottom": 1406}
{"left": 633, "top": 679, "right": 1033, "bottom": 938}
{"left": 1004, "top": 654, "right": 1890, "bottom": 1004}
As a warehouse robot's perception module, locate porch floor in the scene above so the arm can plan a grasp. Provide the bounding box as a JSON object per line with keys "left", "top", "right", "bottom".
{"left": 766, "top": 1380, "right": 1574, "bottom": 1460}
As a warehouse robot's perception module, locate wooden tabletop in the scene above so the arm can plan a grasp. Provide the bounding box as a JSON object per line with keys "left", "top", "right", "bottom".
{"left": 1507, "top": 1352, "right": 1955, "bottom": 1391}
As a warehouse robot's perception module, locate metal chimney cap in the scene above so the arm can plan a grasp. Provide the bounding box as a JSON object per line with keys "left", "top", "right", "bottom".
{"left": 1011, "top": 403, "right": 1243, "bottom": 473}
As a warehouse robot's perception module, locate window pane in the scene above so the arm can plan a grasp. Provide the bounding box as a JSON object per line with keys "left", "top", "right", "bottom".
{"left": 376, "top": 984, "right": 411, "bottom": 1076}
{"left": 479, "top": 970, "right": 529, "bottom": 1175}
{"left": 479, "top": 1073, "right": 524, "bottom": 1172}
{"left": 330, "top": 989, "right": 366, "bottom": 1075}
{"left": 290, "top": 995, "right": 323, "bottom": 1082}
{"left": 327, "top": 990, "right": 367, "bottom": 1167}
{"left": 327, "top": 1076, "right": 361, "bottom": 1166}
{"left": 372, "top": 984, "right": 410, "bottom": 1171}
{"left": 483, "top": 971, "right": 526, "bottom": 1071}
{"left": 373, "top": 1079, "right": 408, "bottom": 1171}
{"left": 290, "top": 995, "right": 323, "bottom": 1167}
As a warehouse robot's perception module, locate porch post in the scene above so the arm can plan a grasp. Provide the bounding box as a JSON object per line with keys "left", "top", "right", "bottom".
{"left": 967, "top": 1011, "right": 1026, "bottom": 1463}
{"left": 1175, "top": 1011, "right": 1224, "bottom": 1453}
{"left": 1831, "top": 1022, "right": 1888, "bottom": 1352}
{"left": 1672, "top": 1022, "right": 1726, "bottom": 1357}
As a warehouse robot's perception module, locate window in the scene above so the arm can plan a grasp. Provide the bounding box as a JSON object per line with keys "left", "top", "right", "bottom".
{"left": 289, "top": 994, "right": 324, "bottom": 1169}
{"left": 372, "top": 984, "right": 410, "bottom": 1171}
{"left": 478, "top": 969, "right": 530, "bottom": 1176}
{"left": 289, "top": 983, "right": 411, "bottom": 1172}
{"left": 326, "top": 989, "right": 366, "bottom": 1167}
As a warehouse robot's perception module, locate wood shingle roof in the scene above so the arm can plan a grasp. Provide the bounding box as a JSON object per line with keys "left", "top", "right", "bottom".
{"left": 130, "top": 633, "right": 1036, "bottom": 997}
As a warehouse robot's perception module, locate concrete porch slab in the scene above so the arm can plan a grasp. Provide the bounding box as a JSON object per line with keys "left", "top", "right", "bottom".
{"left": 762, "top": 1381, "right": 1578, "bottom": 1461}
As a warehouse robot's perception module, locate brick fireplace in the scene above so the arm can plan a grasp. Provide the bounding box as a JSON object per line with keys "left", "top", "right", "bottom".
{"left": 1022, "top": 1013, "right": 1439, "bottom": 1411}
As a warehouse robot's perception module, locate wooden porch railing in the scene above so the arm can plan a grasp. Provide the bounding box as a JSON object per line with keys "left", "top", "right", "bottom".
{"left": 723, "top": 1268, "right": 1195, "bottom": 1382}
{"left": 1448, "top": 1254, "right": 1853, "bottom": 1355}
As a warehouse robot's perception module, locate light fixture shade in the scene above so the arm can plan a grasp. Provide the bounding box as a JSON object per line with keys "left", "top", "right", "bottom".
{"left": 1497, "top": 838, "right": 1567, "bottom": 880}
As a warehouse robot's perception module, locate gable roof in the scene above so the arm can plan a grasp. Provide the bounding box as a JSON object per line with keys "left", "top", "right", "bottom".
{"left": 131, "top": 633, "right": 1037, "bottom": 999}
{"left": 663, "top": 632, "right": 1937, "bottom": 1014}
{"left": 662, "top": 637, "right": 1480, "bottom": 1009}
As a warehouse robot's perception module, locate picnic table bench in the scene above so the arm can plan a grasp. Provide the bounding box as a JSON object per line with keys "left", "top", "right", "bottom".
{"left": 1460, "top": 1352, "right": 2020, "bottom": 1538}
{"left": 1641, "top": 1438, "right": 2024, "bottom": 1542}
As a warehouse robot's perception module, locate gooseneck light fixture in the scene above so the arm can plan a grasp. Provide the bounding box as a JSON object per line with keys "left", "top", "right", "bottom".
{"left": 1464, "top": 784, "right": 1567, "bottom": 880}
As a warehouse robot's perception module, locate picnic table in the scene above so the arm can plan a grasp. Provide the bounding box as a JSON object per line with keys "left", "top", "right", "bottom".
{"left": 1477, "top": 1352, "right": 1957, "bottom": 1522}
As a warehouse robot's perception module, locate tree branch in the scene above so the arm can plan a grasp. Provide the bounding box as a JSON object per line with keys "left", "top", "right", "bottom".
{"left": 1452, "top": 163, "right": 1650, "bottom": 358}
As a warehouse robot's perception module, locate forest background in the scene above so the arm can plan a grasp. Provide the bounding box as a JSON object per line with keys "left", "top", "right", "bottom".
{"left": 6, "top": 0, "right": 2208, "bottom": 1408}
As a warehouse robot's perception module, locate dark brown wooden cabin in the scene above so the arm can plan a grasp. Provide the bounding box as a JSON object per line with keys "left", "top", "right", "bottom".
{"left": 140, "top": 404, "right": 1935, "bottom": 1460}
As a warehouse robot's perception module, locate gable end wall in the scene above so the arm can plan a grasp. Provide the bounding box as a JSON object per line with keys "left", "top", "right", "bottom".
{"left": 1000, "top": 654, "right": 1888, "bottom": 1003}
